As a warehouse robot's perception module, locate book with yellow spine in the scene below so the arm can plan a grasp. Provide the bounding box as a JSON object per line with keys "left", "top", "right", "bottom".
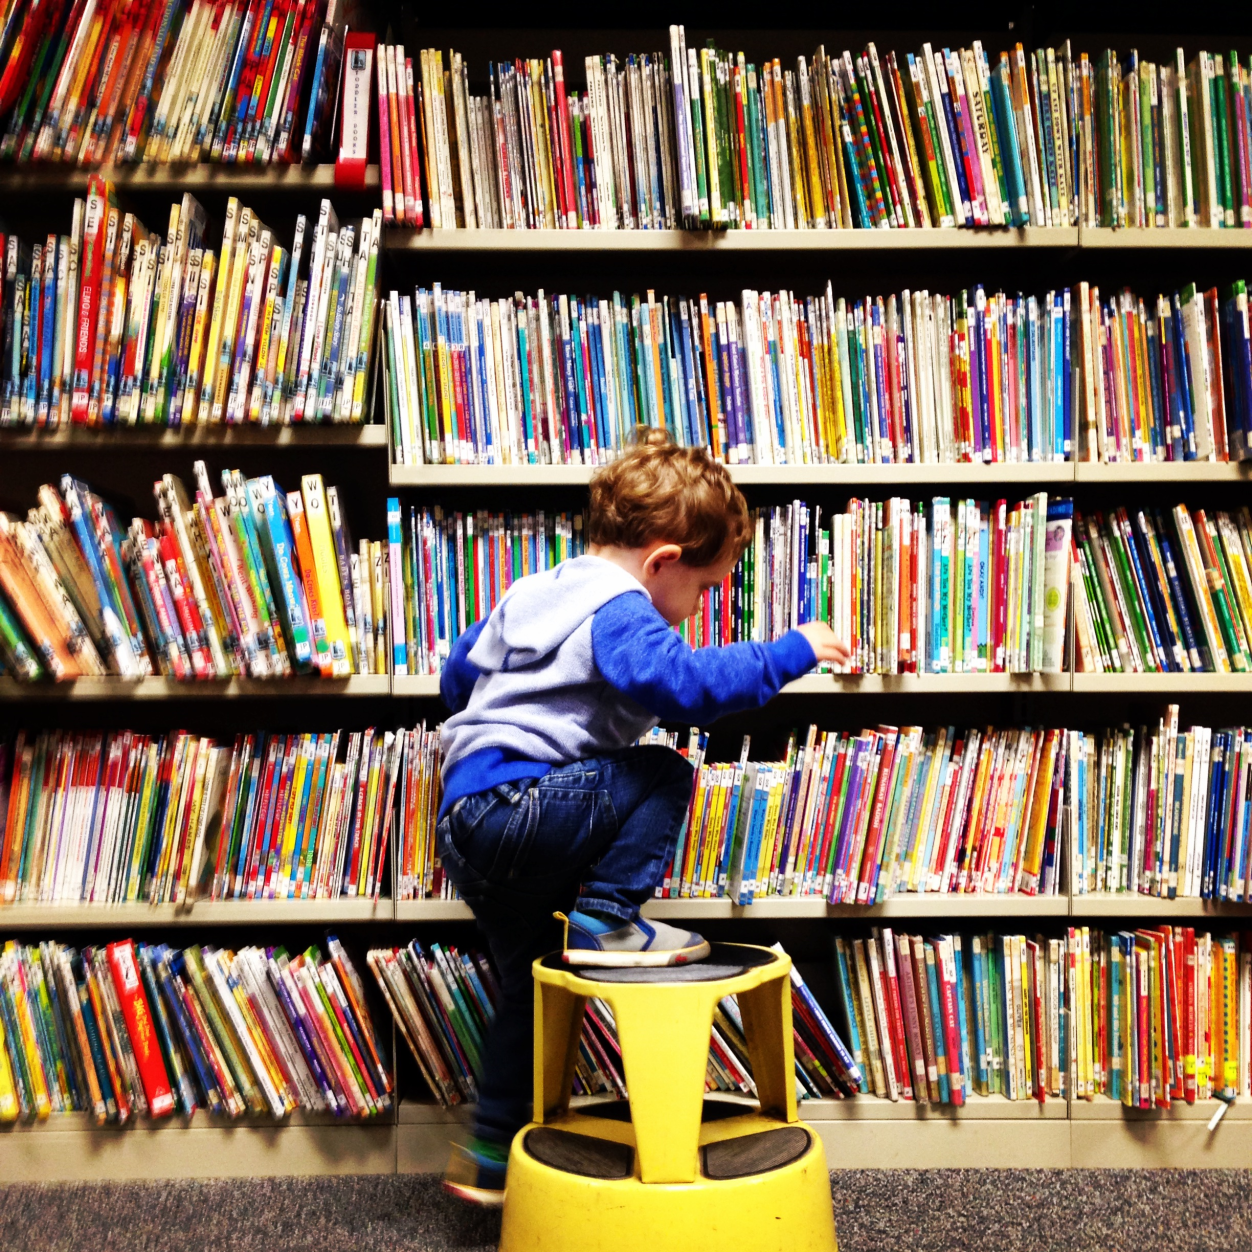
{"left": 299, "top": 474, "right": 353, "bottom": 676}
{"left": 180, "top": 252, "right": 216, "bottom": 426}
{"left": 198, "top": 199, "right": 240, "bottom": 419}
{"left": 211, "top": 208, "right": 256, "bottom": 422}
{"left": 0, "top": 976, "right": 19, "bottom": 1121}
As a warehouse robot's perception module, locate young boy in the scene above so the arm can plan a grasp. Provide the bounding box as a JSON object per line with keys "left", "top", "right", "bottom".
{"left": 437, "top": 436, "right": 848, "bottom": 1204}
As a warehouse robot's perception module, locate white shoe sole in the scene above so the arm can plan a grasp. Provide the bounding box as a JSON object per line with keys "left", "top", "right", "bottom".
{"left": 561, "top": 938, "right": 711, "bottom": 968}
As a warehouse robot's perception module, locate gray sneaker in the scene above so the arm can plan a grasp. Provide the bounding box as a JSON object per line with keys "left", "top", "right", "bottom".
{"left": 559, "top": 909, "right": 711, "bottom": 967}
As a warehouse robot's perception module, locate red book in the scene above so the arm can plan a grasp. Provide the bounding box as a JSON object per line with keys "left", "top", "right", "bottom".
{"left": 1028, "top": 939, "right": 1046, "bottom": 1102}
{"left": 157, "top": 525, "right": 211, "bottom": 678}
{"left": 1183, "top": 927, "right": 1197, "bottom": 1103}
{"left": 894, "top": 933, "right": 930, "bottom": 1101}
{"left": 855, "top": 727, "right": 898, "bottom": 902}
{"left": 72, "top": 176, "right": 109, "bottom": 423}
{"left": 334, "top": 31, "right": 375, "bottom": 190}
{"left": 550, "top": 51, "right": 578, "bottom": 228}
{"left": 244, "top": 737, "right": 282, "bottom": 896}
{"left": 392, "top": 48, "right": 414, "bottom": 226}
{"left": 106, "top": 940, "right": 175, "bottom": 1117}
{"left": 879, "top": 928, "right": 913, "bottom": 1100}
{"left": 376, "top": 48, "right": 394, "bottom": 223}
{"left": 937, "top": 937, "right": 965, "bottom": 1105}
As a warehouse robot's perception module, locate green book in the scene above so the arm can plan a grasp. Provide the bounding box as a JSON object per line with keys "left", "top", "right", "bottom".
{"left": 1105, "top": 520, "right": 1157, "bottom": 671}
{"left": 687, "top": 53, "right": 710, "bottom": 223}
{"left": 181, "top": 945, "right": 261, "bottom": 1114}
{"left": 1212, "top": 56, "right": 1234, "bottom": 226}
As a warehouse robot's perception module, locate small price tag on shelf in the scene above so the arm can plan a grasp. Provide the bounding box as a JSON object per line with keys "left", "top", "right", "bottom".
{"left": 335, "top": 32, "right": 375, "bottom": 189}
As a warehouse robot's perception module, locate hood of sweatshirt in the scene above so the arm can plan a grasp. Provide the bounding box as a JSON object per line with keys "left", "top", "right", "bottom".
{"left": 466, "top": 553, "right": 649, "bottom": 674}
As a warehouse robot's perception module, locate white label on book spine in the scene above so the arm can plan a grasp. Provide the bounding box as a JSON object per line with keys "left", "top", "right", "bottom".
{"left": 340, "top": 47, "right": 374, "bottom": 164}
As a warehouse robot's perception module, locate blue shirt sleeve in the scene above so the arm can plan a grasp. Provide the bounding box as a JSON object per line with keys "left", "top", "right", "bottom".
{"left": 441, "top": 618, "right": 487, "bottom": 713}
{"left": 590, "top": 591, "right": 817, "bottom": 723}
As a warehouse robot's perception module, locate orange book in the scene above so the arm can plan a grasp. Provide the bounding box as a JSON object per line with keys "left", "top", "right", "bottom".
{"left": 285, "top": 490, "right": 332, "bottom": 675}
{"left": 0, "top": 521, "right": 80, "bottom": 679}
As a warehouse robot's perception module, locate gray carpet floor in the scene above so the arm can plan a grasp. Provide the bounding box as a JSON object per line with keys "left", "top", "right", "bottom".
{"left": 2, "top": 1171, "right": 1250, "bottom": 1252}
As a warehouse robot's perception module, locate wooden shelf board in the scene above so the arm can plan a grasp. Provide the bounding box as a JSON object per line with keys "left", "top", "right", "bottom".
{"left": 1070, "top": 895, "right": 1252, "bottom": 919}
{"left": 391, "top": 675, "right": 442, "bottom": 697}
{"left": 1071, "top": 1096, "right": 1252, "bottom": 1121}
{"left": 1074, "top": 460, "right": 1252, "bottom": 482}
{"left": 390, "top": 461, "right": 1075, "bottom": 488}
{"left": 1071, "top": 673, "right": 1252, "bottom": 693}
{"left": 0, "top": 898, "right": 393, "bottom": 929}
{"left": 387, "top": 226, "right": 1079, "bottom": 252}
{"left": 780, "top": 673, "right": 1069, "bottom": 694}
{"left": 393, "top": 900, "right": 476, "bottom": 922}
{"left": 0, "top": 424, "right": 387, "bottom": 447}
{"left": 0, "top": 1118, "right": 396, "bottom": 1182}
{"left": 0, "top": 164, "right": 380, "bottom": 191}
{"left": 0, "top": 675, "right": 390, "bottom": 700}
{"left": 1079, "top": 226, "right": 1252, "bottom": 248}
{"left": 643, "top": 895, "right": 1065, "bottom": 920}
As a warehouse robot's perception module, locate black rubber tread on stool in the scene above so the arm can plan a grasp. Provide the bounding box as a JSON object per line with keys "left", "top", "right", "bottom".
{"left": 587, "top": 963, "right": 747, "bottom": 983}
{"left": 701, "top": 1127, "right": 812, "bottom": 1180}
{"left": 523, "top": 1127, "right": 634, "bottom": 1180}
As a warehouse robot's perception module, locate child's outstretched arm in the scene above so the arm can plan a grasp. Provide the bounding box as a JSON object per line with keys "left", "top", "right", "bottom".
{"left": 591, "top": 591, "right": 848, "bottom": 724}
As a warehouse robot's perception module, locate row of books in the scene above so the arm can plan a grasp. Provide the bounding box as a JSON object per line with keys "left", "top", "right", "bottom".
{"left": 0, "top": 722, "right": 435, "bottom": 906}
{"left": 385, "top": 496, "right": 1069, "bottom": 681}
{"left": 660, "top": 721, "right": 1066, "bottom": 907}
{"left": 381, "top": 37, "right": 1252, "bottom": 233}
{"left": 0, "top": 467, "right": 387, "bottom": 682}
{"left": 1068, "top": 927, "right": 1249, "bottom": 1105}
{"left": 0, "top": 935, "right": 390, "bottom": 1123}
{"left": 0, "top": 190, "right": 382, "bottom": 431}
{"left": 1072, "top": 503, "right": 1252, "bottom": 674}
{"left": 382, "top": 276, "right": 1252, "bottom": 469}
{"left": 383, "top": 280, "right": 1084, "bottom": 470}
{"left": 1071, "top": 710, "right": 1252, "bottom": 902}
{"left": 366, "top": 942, "right": 496, "bottom": 1106}
{"left": 372, "top": 938, "right": 860, "bottom": 1105}
{"left": 1078, "top": 280, "right": 1252, "bottom": 463}
{"left": 0, "top": 0, "right": 346, "bottom": 165}
{"left": 835, "top": 929, "right": 1067, "bottom": 1103}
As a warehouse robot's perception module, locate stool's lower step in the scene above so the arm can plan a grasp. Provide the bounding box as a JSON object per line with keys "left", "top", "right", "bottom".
{"left": 701, "top": 1127, "right": 812, "bottom": 1179}
{"left": 523, "top": 1128, "right": 633, "bottom": 1180}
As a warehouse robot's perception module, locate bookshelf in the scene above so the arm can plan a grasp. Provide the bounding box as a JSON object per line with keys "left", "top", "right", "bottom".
{"left": 7, "top": 15, "right": 1252, "bottom": 1195}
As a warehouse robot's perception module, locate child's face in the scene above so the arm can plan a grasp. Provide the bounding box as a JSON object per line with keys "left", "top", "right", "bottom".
{"left": 640, "top": 543, "right": 739, "bottom": 628}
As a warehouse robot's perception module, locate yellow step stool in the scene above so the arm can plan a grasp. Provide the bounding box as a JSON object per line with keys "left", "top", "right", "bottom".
{"left": 500, "top": 942, "right": 838, "bottom": 1252}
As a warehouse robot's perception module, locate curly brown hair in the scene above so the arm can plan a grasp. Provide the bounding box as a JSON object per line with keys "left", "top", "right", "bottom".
{"left": 587, "top": 428, "right": 752, "bottom": 566}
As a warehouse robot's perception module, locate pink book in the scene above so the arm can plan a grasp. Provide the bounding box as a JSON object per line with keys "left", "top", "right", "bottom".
{"left": 377, "top": 48, "right": 393, "bottom": 223}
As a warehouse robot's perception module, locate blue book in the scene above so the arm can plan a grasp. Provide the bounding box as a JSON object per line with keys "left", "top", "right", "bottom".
{"left": 387, "top": 498, "right": 407, "bottom": 672}
{"left": 1171, "top": 293, "right": 1198, "bottom": 458}
{"left": 990, "top": 60, "right": 1028, "bottom": 225}
{"left": 970, "top": 937, "right": 989, "bottom": 1093}
{"left": 36, "top": 238, "right": 57, "bottom": 425}
{"left": 832, "top": 939, "right": 869, "bottom": 1093}
{"left": 255, "top": 478, "right": 313, "bottom": 671}
{"left": 924, "top": 942, "right": 950, "bottom": 1102}
{"left": 1154, "top": 518, "right": 1204, "bottom": 670}
{"left": 1203, "top": 733, "right": 1228, "bottom": 897}
{"left": 952, "top": 937, "right": 972, "bottom": 1096}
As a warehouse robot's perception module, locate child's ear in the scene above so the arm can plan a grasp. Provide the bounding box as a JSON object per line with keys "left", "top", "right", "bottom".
{"left": 642, "top": 543, "right": 684, "bottom": 576}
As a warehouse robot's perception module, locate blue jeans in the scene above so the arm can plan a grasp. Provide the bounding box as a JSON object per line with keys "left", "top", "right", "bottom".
{"left": 435, "top": 745, "right": 695, "bottom": 1148}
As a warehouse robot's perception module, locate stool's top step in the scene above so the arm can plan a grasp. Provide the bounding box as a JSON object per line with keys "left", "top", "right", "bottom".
{"left": 583, "top": 963, "right": 748, "bottom": 983}
{"left": 544, "top": 941, "right": 780, "bottom": 982}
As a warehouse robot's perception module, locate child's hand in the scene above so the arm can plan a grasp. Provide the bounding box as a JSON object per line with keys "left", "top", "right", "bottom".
{"left": 797, "top": 622, "right": 851, "bottom": 666}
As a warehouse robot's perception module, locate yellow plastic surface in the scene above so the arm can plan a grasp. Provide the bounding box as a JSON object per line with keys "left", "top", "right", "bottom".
{"left": 500, "top": 944, "right": 838, "bottom": 1252}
